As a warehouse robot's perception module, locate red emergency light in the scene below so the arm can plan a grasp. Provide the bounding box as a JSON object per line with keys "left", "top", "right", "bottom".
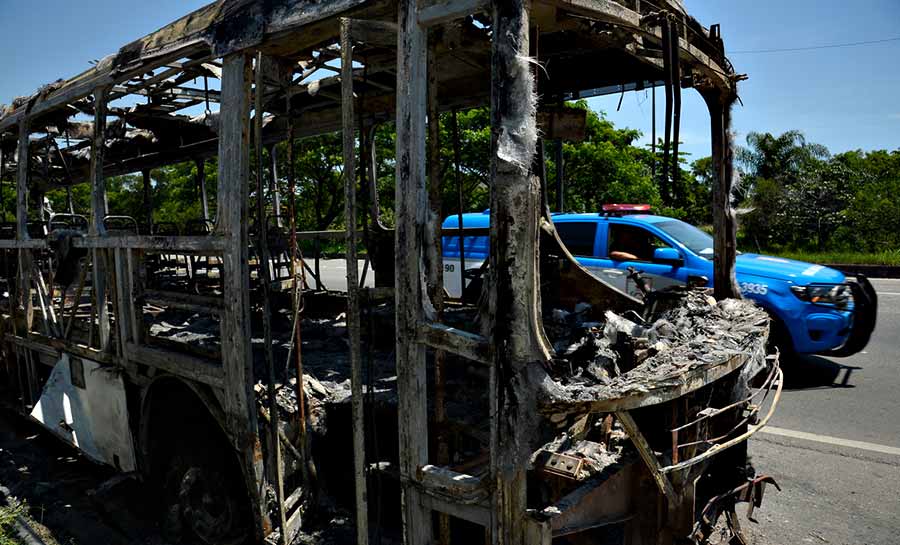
{"left": 601, "top": 203, "right": 652, "bottom": 214}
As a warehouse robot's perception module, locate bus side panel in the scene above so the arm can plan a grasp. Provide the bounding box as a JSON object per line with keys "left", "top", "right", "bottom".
{"left": 30, "top": 354, "right": 137, "bottom": 471}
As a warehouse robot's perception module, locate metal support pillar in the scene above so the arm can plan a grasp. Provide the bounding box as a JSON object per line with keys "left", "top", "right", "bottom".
{"left": 555, "top": 100, "right": 564, "bottom": 212}
{"left": 341, "top": 19, "right": 369, "bottom": 545}
{"left": 395, "top": 0, "right": 432, "bottom": 543}
{"left": 266, "top": 144, "right": 282, "bottom": 227}
{"left": 661, "top": 16, "right": 673, "bottom": 202}
{"left": 425, "top": 30, "right": 451, "bottom": 545}
{"left": 215, "top": 52, "right": 270, "bottom": 538}
{"left": 705, "top": 90, "right": 740, "bottom": 299}
{"left": 651, "top": 85, "right": 657, "bottom": 181}
{"left": 196, "top": 159, "right": 209, "bottom": 222}
{"left": 488, "top": 0, "right": 551, "bottom": 543}
{"left": 89, "top": 86, "right": 111, "bottom": 351}
{"left": 15, "top": 119, "right": 34, "bottom": 344}
{"left": 254, "top": 51, "right": 288, "bottom": 544}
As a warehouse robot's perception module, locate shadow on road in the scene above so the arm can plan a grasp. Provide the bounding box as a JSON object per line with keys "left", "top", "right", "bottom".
{"left": 780, "top": 354, "right": 862, "bottom": 390}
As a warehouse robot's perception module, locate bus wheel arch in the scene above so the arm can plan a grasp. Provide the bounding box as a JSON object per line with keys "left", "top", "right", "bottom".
{"left": 139, "top": 376, "right": 253, "bottom": 545}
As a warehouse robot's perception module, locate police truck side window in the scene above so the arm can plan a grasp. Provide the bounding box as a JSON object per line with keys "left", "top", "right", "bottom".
{"left": 556, "top": 222, "right": 597, "bottom": 256}
{"left": 607, "top": 224, "right": 670, "bottom": 261}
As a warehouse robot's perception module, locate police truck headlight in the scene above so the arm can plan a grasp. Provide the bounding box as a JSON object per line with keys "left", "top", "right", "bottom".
{"left": 790, "top": 284, "right": 852, "bottom": 309}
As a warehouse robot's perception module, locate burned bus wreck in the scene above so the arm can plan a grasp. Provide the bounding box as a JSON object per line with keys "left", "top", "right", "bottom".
{"left": 0, "top": 0, "right": 780, "bottom": 544}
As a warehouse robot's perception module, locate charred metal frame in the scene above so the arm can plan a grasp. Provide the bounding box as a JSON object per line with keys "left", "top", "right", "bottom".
{"left": 0, "top": 0, "right": 760, "bottom": 544}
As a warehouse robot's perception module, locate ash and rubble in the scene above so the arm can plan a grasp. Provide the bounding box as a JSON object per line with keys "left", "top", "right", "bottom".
{"left": 543, "top": 290, "right": 770, "bottom": 399}
{"left": 145, "top": 288, "right": 768, "bottom": 421}
{"left": 533, "top": 424, "right": 628, "bottom": 480}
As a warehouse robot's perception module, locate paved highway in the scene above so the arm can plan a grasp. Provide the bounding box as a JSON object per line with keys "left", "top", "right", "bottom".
{"left": 318, "top": 259, "right": 900, "bottom": 544}
{"left": 743, "top": 278, "right": 900, "bottom": 545}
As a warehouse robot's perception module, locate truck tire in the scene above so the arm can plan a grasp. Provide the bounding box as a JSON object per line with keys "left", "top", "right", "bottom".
{"left": 767, "top": 315, "right": 796, "bottom": 365}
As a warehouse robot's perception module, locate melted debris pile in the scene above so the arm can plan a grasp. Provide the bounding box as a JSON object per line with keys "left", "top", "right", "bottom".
{"left": 545, "top": 290, "right": 769, "bottom": 387}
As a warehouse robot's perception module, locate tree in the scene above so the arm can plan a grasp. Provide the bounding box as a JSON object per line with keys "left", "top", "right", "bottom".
{"left": 737, "top": 130, "right": 829, "bottom": 194}
{"left": 832, "top": 149, "right": 900, "bottom": 251}
{"left": 738, "top": 130, "right": 834, "bottom": 249}
{"left": 738, "top": 130, "right": 900, "bottom": 254}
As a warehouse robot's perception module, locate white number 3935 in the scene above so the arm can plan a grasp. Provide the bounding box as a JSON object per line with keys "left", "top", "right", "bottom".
{"left": 740, "top": 282, "right": 768, "bottom": 295}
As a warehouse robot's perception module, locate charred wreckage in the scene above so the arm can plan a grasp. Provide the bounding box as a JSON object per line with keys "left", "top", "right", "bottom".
{"left": 0, "top": 0, "right": 780, "bottom": 544}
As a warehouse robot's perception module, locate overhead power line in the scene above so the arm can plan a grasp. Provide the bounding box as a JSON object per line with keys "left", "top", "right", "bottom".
{"left": 730, "top": 36, "right": 900, "bottom": 54}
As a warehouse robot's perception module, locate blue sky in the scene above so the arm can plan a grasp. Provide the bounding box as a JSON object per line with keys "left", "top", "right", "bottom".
{"left": 1, "top": 0, "right": 898, "bottom": 161}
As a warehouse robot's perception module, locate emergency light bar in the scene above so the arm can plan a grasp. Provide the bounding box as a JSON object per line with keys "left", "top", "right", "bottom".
{"left": 602, "top": 203, "right": 652, "bottom": 214}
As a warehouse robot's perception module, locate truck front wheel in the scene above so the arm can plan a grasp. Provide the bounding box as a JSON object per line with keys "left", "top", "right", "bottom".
{"left": 767, "top": 315, "right": 796, "bottom": 364}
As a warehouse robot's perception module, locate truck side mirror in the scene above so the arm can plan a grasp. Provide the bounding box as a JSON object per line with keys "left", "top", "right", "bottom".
{"left": 653, "top": 247, "right": 683, "bottom": 267}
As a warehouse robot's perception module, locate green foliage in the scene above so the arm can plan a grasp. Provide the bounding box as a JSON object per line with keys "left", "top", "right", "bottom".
{"left": 832, "top": 149, "right": 900, "bottom": 252}
{"left": 0, "top": 501, "right": 26, "bottom": 545}
{"left": 739, "top": 130, "right": 900, "bottom": 257}
{"left": 771, "top": 249, "right": 900, "bottom": 266}
{"left": 287, "top": 132, "right": 346, "bottom": 231}
{"left": 42, "top": 159, "right": 218, "bottom": 232}
{"left": 152, "top": 160, "right": 218, "bottom": 227}
{"left": 559, "top": 101, "right": 661, "bottom": 212}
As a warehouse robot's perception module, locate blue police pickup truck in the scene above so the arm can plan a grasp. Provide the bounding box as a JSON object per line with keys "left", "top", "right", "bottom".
{"left": 442, "top": 206, "right": 877, "bottom": 357}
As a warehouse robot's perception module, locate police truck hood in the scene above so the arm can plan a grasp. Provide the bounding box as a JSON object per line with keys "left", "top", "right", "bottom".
{"left": 735, "top": 253, "right": 846, "bottom": 284}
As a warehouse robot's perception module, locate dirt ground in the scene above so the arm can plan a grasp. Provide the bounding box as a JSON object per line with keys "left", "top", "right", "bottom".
{"left": 0, "top": 409, "right": 170, "bottom": 545}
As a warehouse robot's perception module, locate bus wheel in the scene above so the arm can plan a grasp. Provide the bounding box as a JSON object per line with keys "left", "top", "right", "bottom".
{"left": 163, "top": 446, "right": 249, "bottom": 545}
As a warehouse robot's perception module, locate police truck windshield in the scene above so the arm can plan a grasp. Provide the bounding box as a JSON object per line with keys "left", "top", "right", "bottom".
{"left": 655, "top": 220, "right": 715, "bottom": 258}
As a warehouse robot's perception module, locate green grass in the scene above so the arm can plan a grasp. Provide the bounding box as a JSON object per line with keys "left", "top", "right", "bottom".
{"left": 768, "top": 249, "right": 900, "bottom": 266}
{"left": 0, "top": 502, "right": 26, "bottom": 545}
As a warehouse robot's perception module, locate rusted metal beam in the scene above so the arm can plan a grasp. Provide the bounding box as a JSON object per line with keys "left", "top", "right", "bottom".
{"left": 112, "top": 85, "right": 222, "bottom": 103}
{"left": 255, "top": 51, "right": 288, "bottom": 544}
{"left": 615, "top": 410, "right": 678, "bottom": 506}
{"left": 71, "top": 235, "right": 224, "bottom": 251}
{"left": 285, "top": 75, "right": 314, "bottom": 504}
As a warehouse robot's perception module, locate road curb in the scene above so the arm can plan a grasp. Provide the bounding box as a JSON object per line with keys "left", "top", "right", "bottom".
{"left": 824, "top": 264, "right": 900, "bottom": 279}
{"left": 0, "top": 485, "right": 51, "bottom": 545}
{"left": 14, "top": 517, "right": 51, "bottom": 545}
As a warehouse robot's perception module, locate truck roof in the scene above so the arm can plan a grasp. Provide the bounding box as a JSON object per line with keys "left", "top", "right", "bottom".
{"left": 441, "top": 211, "right": 675, "bottom": 229}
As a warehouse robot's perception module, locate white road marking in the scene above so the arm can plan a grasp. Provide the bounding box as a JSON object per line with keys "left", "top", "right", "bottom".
{"left": 756, "top": 426, "right": 900, "bottom": 456}
{"left": 877, "top": 292, "right": 900, "bottom": 296}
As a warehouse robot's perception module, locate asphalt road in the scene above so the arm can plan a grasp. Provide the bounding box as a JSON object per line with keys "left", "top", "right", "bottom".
{"left": 740, "top": 278, "right": 900, "bottom": 545}
{"left": 319, "top": 260, "right": 900, "bottom": 544}
{"left": 314, "top": 257, "right": 374, "bottom": 291}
